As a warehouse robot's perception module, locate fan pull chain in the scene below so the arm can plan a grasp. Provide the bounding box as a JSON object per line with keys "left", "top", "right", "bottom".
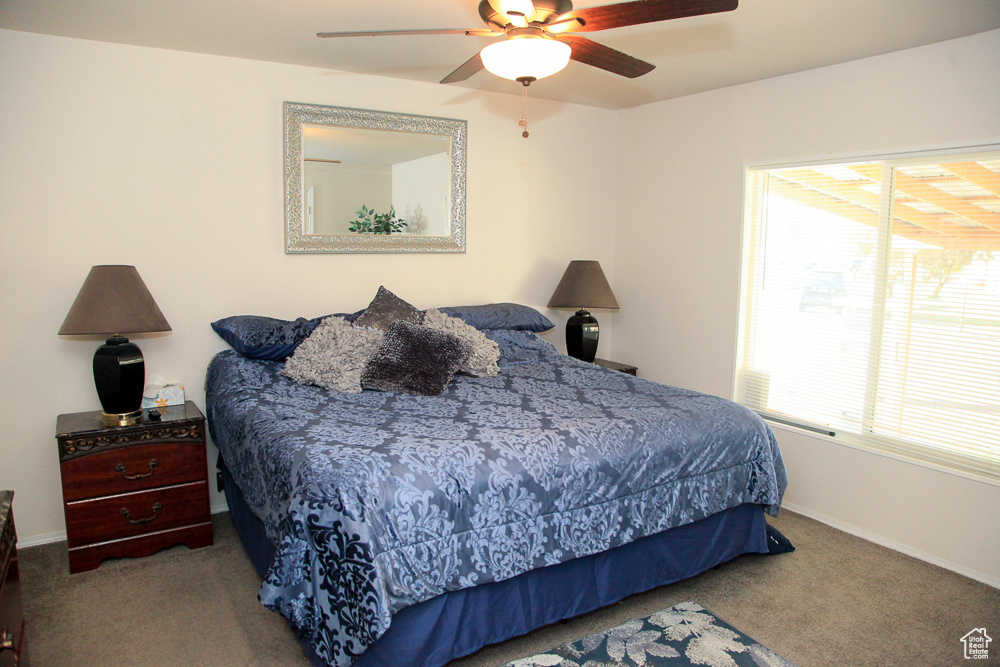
{"left": 516, "top": 76, "right": 536, "bottom": 138}
{"left": 519, "top": 85, "right": 529, "bottom": 138}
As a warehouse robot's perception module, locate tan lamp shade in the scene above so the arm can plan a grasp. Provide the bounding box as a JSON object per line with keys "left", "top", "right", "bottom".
{"left": 59, "top": 265, "right": 171, "bottom": 336}
{"left": 547, "top": 260, "right": 620, "bottom": 310}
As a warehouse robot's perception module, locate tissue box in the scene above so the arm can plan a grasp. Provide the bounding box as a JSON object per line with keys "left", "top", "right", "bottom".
{"left": 141, "top": 384, "right": 185, "bottom": 409}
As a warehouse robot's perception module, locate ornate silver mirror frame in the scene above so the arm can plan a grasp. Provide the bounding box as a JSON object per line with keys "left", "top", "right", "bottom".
{"left": 285, "top": 102, "right": 467, "bottom": 253}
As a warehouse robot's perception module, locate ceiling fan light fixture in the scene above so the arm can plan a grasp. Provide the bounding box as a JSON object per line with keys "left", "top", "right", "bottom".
{"left": 480, "top": 36, "right": 571, "bottom": 81}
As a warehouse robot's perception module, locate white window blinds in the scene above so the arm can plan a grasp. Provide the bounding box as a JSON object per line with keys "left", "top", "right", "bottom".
{"left": 738, "top": 150, "right": 1000, "bottom": 479}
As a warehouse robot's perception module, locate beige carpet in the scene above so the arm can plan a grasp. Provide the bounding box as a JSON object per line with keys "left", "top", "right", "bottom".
{"left": 19, "top": 510, "right": 1000, "bottom": 666}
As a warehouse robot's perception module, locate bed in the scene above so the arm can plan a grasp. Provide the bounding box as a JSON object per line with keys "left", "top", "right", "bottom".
{"left": 205, "top": 303, "right": 788, "bottom": 667}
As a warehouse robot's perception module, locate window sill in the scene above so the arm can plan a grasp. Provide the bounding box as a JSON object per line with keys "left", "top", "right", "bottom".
{"left": 764, "top": 418, "right": 1000, "bottom": 487}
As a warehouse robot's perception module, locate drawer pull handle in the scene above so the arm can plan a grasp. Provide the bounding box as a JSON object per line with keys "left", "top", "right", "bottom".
{"left": 116, "top": 459, "right": 159, "bottom": 480}
{"left": 120, "top": 502, "right": 162, "bottom": 525}
{"left": 1, "top": 629, "right": 18, "bottom": 665}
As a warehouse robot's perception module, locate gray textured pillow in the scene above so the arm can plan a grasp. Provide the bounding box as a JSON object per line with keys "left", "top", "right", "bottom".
{"left": 353, "top": 286, "right": 423, "bottom": 332}
{"left": 422, "top": 308, "right": 500, "bottom": 377}
{"left": 361, "top": 321, "right": 471, "bottom": 396}
{"left": 280, "top": 316, "right": 383, "bottom": 393}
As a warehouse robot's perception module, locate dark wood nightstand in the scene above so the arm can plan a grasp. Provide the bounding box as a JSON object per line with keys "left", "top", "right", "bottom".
{"left": 594, "top": 358, "right": 638, "bottom": 376}
{"left": 55, "top": 401, "right": 213, "bottom": 574}
{"left": 1, "top": 491, "right": 29, "bottom": 666}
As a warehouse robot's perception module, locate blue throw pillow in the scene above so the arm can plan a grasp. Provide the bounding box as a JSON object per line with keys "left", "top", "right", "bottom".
{"left": 437, "top": 303, "right": 554, "bottom": 332}
{"left": 765, "top": 523, "right": 795, "bottom": 555}
{"left": 211, "top": 312, "right": 361, "bottom": 361}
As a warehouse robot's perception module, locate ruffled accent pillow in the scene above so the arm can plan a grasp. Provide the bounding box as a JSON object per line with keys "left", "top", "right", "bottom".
{"left": 422, "top": 308, "right": 499, "bottom": 377}
{"left": 353, "top": 286, "right": 423, "bottom": 332}
{"left": 280, "top": 316, "right": 383, "bottom": 393}
{"left": 361, "top": 321, "right": 471, "bottom": 396}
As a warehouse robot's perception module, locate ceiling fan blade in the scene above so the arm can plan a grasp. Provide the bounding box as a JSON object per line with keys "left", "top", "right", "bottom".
{"left": 561, "top": 35, "right": 655, "bottom": 78}
{"left": 318, "top": 28, "right": 501, "bottom": 38}
{"left": 441, "top": 52, "right": 485, "bottom": 84}
{"left": 558, "top": 0, "right": 737, "bottom": 33}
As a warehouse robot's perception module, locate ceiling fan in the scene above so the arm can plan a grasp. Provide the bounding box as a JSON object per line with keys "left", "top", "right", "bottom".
{"left": 318, "top": 0, "right": 738, "bottom": 86}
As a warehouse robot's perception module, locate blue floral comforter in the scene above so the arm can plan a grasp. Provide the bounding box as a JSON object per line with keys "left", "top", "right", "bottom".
{"left": 205, "top": 331, "right": 787, "bottom": 667}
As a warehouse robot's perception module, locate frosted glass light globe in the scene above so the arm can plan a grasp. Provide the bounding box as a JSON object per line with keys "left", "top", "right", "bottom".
{"left": 481, "top": 37, "right": 572, "bottom": 81}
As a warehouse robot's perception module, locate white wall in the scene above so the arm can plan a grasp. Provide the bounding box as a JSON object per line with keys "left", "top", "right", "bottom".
{"left": 0, "top": 29, "right": 618, "bottom": 542}
{"left": 616, "top": 30, "right": 1000, "bottom": 584}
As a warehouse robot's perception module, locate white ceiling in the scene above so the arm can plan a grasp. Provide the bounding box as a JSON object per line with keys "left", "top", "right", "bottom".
{"left": 2, "top": 0, "right": 998, "bottom": 109}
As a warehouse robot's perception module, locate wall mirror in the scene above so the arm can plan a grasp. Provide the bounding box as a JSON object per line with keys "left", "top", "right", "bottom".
{"left": 285, "top": 102, "right": 467, "bottom": 253}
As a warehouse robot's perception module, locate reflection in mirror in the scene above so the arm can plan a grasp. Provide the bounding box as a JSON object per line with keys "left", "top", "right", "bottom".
{"left": 285, "top": 103, "right": 466, "bottom": 253}
{"left": 303, "top": 127, "right": 450, "bottom": 236}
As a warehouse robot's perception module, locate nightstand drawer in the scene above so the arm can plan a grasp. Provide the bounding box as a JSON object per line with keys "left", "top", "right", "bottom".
{"left": 59, "top": 442, "right": 206, "bottom": 502}
{"left": 64, "top": 482, "right": 209, "bottom": 548}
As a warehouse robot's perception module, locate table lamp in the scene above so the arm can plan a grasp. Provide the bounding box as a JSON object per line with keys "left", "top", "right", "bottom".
{"left": 547, "top": 260, "right": 619, "bottom": 362}
{"left": 58, "top": 265, "right": 171, "bottom": 426}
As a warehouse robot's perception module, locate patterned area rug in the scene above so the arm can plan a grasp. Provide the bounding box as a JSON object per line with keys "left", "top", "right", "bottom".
{"left": 503, "top": 600, "right": 798, "bottom": 667}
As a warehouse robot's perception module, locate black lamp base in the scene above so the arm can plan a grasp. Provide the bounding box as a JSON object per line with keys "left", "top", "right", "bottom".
{"left": 566, "top": 309, "right": 599, "bottom": 362}
{"left": 93, "top": 335, "right": 145, "bottom": 426}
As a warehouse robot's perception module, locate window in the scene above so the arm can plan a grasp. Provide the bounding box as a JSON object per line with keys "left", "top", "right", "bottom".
{"left": 738, "top": 149, "right": 1000, "bottom": 479}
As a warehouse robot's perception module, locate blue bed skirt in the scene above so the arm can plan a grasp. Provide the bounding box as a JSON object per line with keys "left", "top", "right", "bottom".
{"left": 220, "top": 459, "right": 769, "bottom": 667}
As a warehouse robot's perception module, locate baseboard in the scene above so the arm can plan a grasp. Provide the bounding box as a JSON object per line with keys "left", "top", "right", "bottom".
{"left": 211, "top": 501, "right": 229, "bottom": 515}
{"left": 781, "top": 501, "right": 1000, "bottom": 589}
{"left": 18, "top": 530, "right": 66, "bottom": 548}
